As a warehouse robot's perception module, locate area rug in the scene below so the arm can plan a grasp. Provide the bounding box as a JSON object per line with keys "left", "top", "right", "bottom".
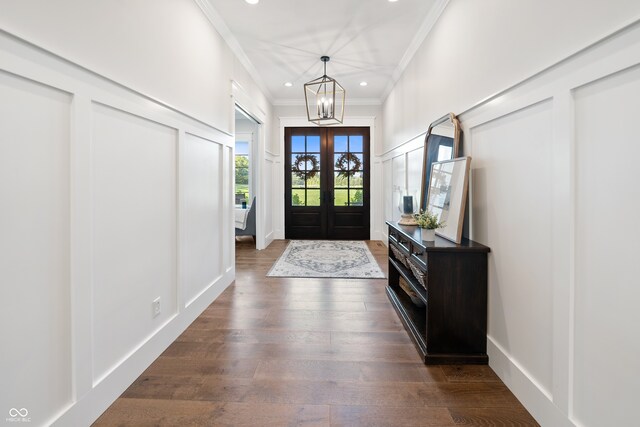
{"left": 267, "top": 240, "right": 386, "bottom": 278}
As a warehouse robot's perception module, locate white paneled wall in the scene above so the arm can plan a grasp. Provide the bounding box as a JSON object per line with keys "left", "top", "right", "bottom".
{"left": 0, "top": 30, "right": 235, "bottom": 426}
{"left": 382, "top": 159, "right": 393, "bottom": 224}
{"left": 381, "top": 136, "right": 424, "bottom": 227}
{"left": 573, "top": 66, "right": 640, "bottom": 426}
{"left": 0, "top": 71, "right": 73, "bottom": 424}
{"left": 406, "top": 147, "right": 424, "bottom": 207}
{"left": 391, "top": 155, "right": 406, "bottom": 222}
{"left": 91, "top": 104, "right": 179, "bottom": 384}
{"left": 264, "top": 155, "right": 276, "bottom": 245}
{"left": 181, "top": 132, "right": 223, "bottom": 307}
{"left": 470, "top": 101, "right": 554, "bottom": 395}
{"left": 378, "top": 20, "right": 640, "bottom": 427}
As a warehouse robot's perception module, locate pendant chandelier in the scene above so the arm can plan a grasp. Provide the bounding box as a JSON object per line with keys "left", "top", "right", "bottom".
{"left": 304, "top": 56, "right": 345, "bottom": 126}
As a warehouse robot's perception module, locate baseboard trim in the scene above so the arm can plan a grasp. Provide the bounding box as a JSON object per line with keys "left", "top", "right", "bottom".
{"left": 370, "top": 230, "right": 385, "bottom": 242}
{"left": 488, "top": 336, "right": 573, "bottom": 427}
{"left": 51, "top": 269, "right": 234, "bottom": 426}
{"left": 264, "top": 231, "right": 274, "bottom": 248}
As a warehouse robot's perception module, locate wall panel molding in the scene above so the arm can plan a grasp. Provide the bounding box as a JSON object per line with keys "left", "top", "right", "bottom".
{"left": 570, "top": 64, "right": 640, "bottom": 427}
{"left": 0, "top": 29, "right": 235, "bottom": 426}
{"left": 0, "top": 68, "right": 74, "bottom": 426}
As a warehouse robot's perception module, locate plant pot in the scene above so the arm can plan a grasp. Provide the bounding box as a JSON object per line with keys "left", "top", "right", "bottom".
{"left": 422, "top": 228, "right": 436, "bottom": 241}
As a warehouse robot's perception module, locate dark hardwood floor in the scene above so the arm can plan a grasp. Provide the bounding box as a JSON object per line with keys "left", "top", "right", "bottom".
{"left": 94, "top": 238, "right": 539, "bottom": 426}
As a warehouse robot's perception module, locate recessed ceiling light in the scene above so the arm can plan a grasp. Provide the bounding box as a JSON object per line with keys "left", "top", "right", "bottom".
{"left": 284, "top": 82, "right": 293, "bottom": 87}
{"left": 245, "top": 0, "right": 259, "bottom": 4}
{"left": 360, "top": 81, "right": 368, "bottom": 86}
{"left": 388, "top": 0, "right": 399, "bottom": 2}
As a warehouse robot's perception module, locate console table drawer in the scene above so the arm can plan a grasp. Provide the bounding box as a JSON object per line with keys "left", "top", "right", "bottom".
{"left": 410, "top": 249, "right": 427, "bottom": 270}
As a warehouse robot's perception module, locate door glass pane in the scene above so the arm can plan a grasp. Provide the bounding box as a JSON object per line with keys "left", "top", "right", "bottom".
{"left": 334, "top": 153, "right": 344, "bottom": 169}
{"left": 333, "top": 131, "right": 365, "bottom": 208}
{"left": 307, "top": 189, "right": 321, "bottom": 206}
{"left": 350, "top": 189, "right": 364, "bottom": 206}
{"left": 334, "top": 172, "right": 348, "bottom": 188}
{"left": 306, "top": 173, "right": 320, "bottom": 188}
{"left": 350, "top": 171, "right": 363, "bottom": 187}
{"left": 291, "top": 135, "right": 305, "bottom": 152}
{"left": 292, "top": 173, "right": 305, "bottom": 188}
{"left": 292, "top": 189, "right": 306, "bottom": 206}
{"left": 349, "top": 153, "right": 363, "bottom": 171}
{"left": 334, "top": 189, "right": 348, "bottom": 206}
{"left": 290, "top": 134, "right": 322, "bottom": 207}
{"left": 334, "top": 135, "right": 348, "bottom": 152}
{"left": 307, "top": 135, "right": 320, "bottom": 152}
{"left": 304, "top": 153, "right": 320, "bottom": 171}
{"left": 349, "top": 135, "right": 363, "bottom": 152}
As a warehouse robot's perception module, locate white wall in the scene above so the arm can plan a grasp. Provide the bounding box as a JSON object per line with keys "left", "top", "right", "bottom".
{"left": 379, "top": 1, "right": 640, "bottom": 425}
{"left": 0, "top": 1, "right": 272, "bottom": 425}
{"left": 382, "top": 0, "right": 640, "bottom": 151}
{"left": 0, "top": 0, "right": 233, "bottom": 129}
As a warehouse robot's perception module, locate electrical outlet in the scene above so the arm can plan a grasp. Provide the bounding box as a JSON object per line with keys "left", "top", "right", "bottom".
{"left": 152, "top": 297, "right": 161, "bottom": 318}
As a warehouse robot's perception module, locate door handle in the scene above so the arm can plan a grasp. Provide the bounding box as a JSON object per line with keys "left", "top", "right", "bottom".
{"left": 324, "top": 190, "right": 332, "bottom": 204}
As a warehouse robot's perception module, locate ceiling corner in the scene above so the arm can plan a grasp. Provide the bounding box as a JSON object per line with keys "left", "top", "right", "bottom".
{"left": 194, "top": 0, "right": 275, "bottom": 104}
{"left": 380, "top": 0, "right": 450, "bottom": 104}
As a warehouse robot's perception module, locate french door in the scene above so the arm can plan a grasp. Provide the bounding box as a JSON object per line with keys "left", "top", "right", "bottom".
{"left": 284, "top": 127, "right": 370, "bottom": 240}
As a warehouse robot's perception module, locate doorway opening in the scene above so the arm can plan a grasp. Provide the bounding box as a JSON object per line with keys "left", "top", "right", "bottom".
{"left": 234, "top": 107, "right": 260, "bottom": 246}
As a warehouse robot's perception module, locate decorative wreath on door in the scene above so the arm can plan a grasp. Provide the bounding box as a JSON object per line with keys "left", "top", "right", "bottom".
{"left": 335, "top": 153, "right": 362, "bottom": 178}
{"left": 292, "top": 154, "right": 320, "bottom": 179}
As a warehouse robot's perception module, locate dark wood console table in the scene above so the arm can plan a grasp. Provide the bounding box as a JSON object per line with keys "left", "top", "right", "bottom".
{"left": 386, "top": 221, "right": 490, "bottom": 364}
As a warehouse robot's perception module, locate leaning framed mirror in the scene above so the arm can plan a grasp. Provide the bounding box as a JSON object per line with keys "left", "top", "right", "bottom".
{"left": 419, "top": 113, "right": 462, "bottom": 212}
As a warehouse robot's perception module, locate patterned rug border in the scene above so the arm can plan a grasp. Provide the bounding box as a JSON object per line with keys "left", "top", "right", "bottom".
{"left": 266, "top": 240, "right": 386, "bottom": 279}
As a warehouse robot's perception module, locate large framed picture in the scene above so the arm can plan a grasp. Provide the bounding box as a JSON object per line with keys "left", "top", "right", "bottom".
{"left": 426, "top": 157, "right": 471, "bottom": 244}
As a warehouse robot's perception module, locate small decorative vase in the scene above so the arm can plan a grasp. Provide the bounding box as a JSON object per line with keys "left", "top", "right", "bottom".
{"left": 422, "top": 228, "right": 436, "bottom": 241}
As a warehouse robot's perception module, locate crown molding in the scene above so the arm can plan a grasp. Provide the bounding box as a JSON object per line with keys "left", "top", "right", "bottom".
{"left": 380, "top": 0, "right": 450, "bottom": 103}
{"left": 194, "top": 0, "right": 274, "bottom": 103}
{"left": 273, "top": 98, "right": 382, "bottom": 107}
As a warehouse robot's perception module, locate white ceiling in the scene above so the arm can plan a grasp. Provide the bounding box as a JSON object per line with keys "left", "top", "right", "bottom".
{"left": 201, "top": 0, "right": 445, "bottom": 105}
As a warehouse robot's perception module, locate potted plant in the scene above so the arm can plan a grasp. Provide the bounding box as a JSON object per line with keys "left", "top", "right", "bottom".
{"left": 413, "top": 209, "right": 445, "bottom": 241}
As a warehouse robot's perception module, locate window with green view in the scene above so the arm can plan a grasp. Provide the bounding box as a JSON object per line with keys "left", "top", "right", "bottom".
{"left": 235, "top": 141, "right": 250, "bottom": 203}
